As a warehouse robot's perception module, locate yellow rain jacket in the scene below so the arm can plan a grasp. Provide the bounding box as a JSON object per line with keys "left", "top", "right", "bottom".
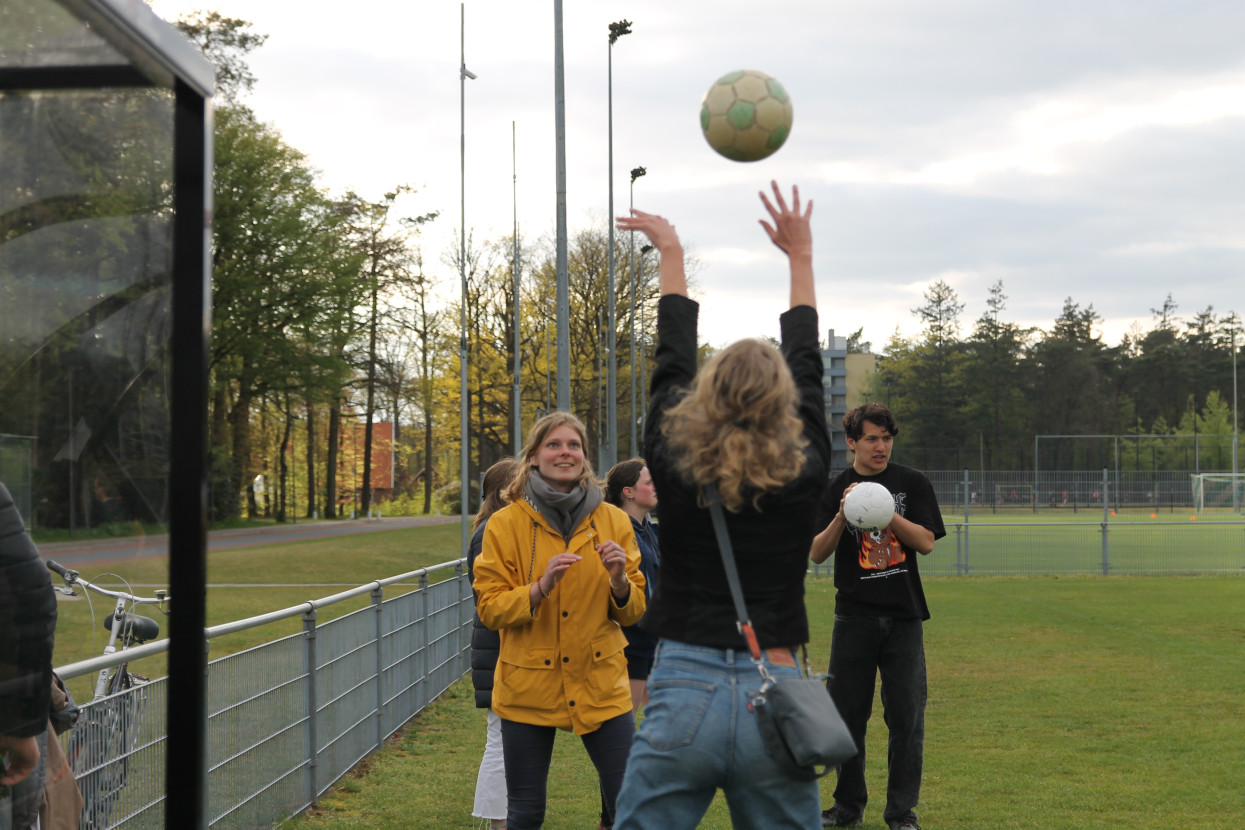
{"left": 474, "top": 497, "right": 646, "bottom": 735}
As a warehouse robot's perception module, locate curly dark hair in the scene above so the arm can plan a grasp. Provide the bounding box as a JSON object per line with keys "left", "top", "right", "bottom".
{"left": 842, "top": 402, "right": 899, "bottom": 441}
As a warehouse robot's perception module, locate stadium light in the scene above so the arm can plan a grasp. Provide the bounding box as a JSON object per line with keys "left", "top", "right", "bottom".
{"left": 459, "top": 2, "right": 476, "bottom": 558}
{"left": 628, "top": 165, "right": 646, "bottom": 456}
{"left": 604, "top": 19, "right": 632, "bottom": 469}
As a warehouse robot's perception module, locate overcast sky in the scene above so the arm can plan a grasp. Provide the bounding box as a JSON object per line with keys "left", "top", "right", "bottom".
{"left": 149, "top": 0, "right": 1245, "bottom": 352}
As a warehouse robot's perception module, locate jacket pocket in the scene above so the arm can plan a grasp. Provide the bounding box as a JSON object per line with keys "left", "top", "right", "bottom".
{"left": 585, "top": 632, "right": 628, "bottom": 699}
{"left": 496, "top": 646, "right": 557, "bottom": 711}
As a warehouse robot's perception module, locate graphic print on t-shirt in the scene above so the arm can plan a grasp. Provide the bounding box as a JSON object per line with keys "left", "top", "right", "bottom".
{"left": 858, "top": 527, "right": 905, "bottom": 570}
{"left": 855, "top": 490, "right": 907, "bottom": 570}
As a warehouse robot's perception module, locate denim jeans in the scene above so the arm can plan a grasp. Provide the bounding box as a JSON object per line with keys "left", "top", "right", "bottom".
{"left": 827, "top": 615, "right": 926, "bottom": 828}
{"left": 500, "top": 712, "right": 634, "bottom": 830}
{"left": 614, "top": 639, "right": 821, "bottom": 830}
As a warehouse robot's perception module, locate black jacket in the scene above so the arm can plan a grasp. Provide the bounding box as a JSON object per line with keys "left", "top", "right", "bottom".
{"left": 0, "top": 482, "right": 57, "bottom": 738}
{"left": 640, "top": 296, "right": 831, "bottom": 649}
{"left": 466, "top": 521, "right": 500, "bottom": 709}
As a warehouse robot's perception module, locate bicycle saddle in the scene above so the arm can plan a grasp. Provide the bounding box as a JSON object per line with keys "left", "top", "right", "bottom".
{"left": 105, "top": 611, "right": 161, "bottom": 643}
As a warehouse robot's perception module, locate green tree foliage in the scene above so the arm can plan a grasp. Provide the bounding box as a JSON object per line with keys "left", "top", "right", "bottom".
{"left": 208, "top": 104, "right": 361, "bottom": 518}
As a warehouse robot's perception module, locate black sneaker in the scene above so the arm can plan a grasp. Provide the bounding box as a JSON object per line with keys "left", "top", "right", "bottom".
{"left": 822, "top": 805, "right": 862, "bottom": 827}
{"left": 891, "top": 819, "right": 922, "bottom": 830}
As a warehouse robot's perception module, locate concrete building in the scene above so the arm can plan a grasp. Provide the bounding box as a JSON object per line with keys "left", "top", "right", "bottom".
{"left": 821, "top": 329, "right": 879, "bottom": 471}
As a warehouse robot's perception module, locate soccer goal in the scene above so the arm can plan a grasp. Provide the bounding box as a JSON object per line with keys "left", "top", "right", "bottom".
{"left": 1190, "top": 473, "right": 1245, "bottom": 513}
{"left": 994, "top": 483, "right": 1034, "bottom": 509}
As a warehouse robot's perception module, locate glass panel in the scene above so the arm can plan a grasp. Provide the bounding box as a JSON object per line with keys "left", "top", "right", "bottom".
{"left": 0, "top": 0, "right": 128, "bottom": 69}
{"left": 0, "top": 85, "right": 174, "bottom": 531}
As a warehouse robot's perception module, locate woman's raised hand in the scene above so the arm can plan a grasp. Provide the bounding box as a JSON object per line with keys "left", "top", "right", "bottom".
{"left": 616, "top": 210, "right": 682, "bottom": 255}
{"left": 758, "top": 181, "right": 813, "bottom": 259}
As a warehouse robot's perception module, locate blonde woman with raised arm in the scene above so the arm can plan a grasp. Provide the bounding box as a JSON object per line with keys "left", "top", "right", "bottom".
{"left": 612, "top": 183, "right": 831, "bottom": 830}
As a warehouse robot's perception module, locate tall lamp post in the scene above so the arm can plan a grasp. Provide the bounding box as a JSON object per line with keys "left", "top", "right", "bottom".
{"left": 459, "top": 2, "right": 477, "bottom": 557}
{"left": 627, "top": 165, "right": 646, "bottom": 455}
{"left": 511, "top": 120, "right": 521, "bottom": 456}
{"left": 605, "top": 19, "right": 632, "bottom": 468}
{"left": 1233, "top": 324, "right": 1239, "bottom": 504}
{"left": 638, "top": 243, "right": 654, "bottom": 446}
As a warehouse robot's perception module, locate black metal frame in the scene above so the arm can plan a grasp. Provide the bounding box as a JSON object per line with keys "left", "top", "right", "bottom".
{"left": 1, "top": 1, "right": 214, "bottom": 825}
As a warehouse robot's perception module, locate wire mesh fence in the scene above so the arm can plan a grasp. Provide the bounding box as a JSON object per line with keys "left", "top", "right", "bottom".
{"left": 55, "top": 561, "right": 473, "bottom": 830}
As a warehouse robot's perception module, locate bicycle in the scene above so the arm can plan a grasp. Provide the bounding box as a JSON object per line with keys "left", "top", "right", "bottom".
{"left": 46, "top": 560, "right": 169, "bottom": 830}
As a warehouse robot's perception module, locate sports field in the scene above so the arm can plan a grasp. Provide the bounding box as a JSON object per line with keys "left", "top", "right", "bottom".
{"left": 48, "top": 523, "right": 1244, "bottom": 829}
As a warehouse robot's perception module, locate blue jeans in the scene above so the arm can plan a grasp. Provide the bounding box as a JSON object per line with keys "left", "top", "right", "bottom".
{"left": 614, "top": 639, "right": 821, "bottom": 830}
{"left": 827, "top": 615, "right": 926, "bottom": 828}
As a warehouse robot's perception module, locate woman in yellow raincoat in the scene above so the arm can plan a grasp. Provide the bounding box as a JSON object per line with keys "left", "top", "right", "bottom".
{"left": 473, "top": 411, "right": 646, "bottom": 830}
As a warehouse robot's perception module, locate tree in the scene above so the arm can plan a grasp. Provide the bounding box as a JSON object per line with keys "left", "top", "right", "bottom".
{"left": 1026, "top": 299, "right": 1120, "bottom": 449}
{"left": 175, "top": 12, "right": 268, "bottom": 104}
{"left": 337, "top": 188, "right": 437, "bottom": 516}
{"left": 962, "top": 281, "right": 1033, "bottom": 465}
{"left": 903, "top": 280, "right": 969, "bottom": 460}
{"left": 207, "top": 105, "right": 358, "bottom": 518}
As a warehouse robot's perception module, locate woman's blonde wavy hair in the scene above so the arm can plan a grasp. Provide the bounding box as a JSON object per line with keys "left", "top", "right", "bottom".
{"left": 661, "top": 338, "right": 807, "bottom": 512}
{"left": 505, "top": 411, "right": 599, "bottom": 502}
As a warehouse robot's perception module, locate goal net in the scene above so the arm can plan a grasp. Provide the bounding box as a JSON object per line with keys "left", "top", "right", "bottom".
{"left": 1190, "top": 473, "right": 1245, "bottom": 513}
{"left": 994, "top": 483, "right": 1034, "bottom": 509}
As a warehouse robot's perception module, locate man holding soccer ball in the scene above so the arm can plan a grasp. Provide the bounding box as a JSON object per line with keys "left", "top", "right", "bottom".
{"left": 809, "top": 403, "right": 945, "bottom": 830}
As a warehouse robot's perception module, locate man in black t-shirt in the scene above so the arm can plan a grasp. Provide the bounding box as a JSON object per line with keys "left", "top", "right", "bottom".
{"left": 810, "top": 403, "right": 945, "bottom": 830}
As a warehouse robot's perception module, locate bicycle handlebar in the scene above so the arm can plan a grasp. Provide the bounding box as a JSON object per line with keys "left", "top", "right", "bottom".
{"left": 45, "top": 559, "right": 171, "bottom": 605}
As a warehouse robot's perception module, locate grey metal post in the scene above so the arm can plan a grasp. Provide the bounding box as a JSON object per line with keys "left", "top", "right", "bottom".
{"left": 628, "top": 165, "right": 645, "bottom": 456}
{"left": 1101, "top": 467, "right": 1110, "bottom": 575}
{"left": 416, "top": 571, "right": 429, "bottom": 708}
{"left": 962, "top": 469, "right": 970, "bottom": 576}
{"left": 554, "top": 1, "right": 570, "bottom": 410}
{"left": 459, "top": 3, "right": 477, "bottom": 556}
{"left": 639, "top": 244, "right": 653, "bottom": 444}
{"left": 512, "top": 121, "right": 522, "bottom": 456}
{"left": 373, "top": 585, "right": 385, "bottom": 749}
{"left": 302, "top": 608, "right": 319, "bottom": 805}
{"left": 603, "top": 21, "right": 631, "bottom": 457}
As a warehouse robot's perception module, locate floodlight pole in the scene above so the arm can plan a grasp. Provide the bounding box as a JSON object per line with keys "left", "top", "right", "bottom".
{"left": 639, "top": 243, "right": 653, "bottom": 446}
{"left": 554, "top": 1, "right": 570, "bottom": 411}
{"left": 1233, "top": 325, "right": 1239, "bottom": 484}
{"left": 628, "top": 165, "right": 645, "bottom": 456}
{"left": 512, "top": 120, "right": 522, "bottom": 456}
{"left": 460, "top": 2, "right": 476, "bottom": 555}
{"left": 605, "top": 19, "right": 632, "bottom": 466}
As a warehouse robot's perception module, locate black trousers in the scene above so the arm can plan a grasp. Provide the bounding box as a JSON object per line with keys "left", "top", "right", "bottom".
{"left": 501, "top": 712, "right": 635, "bottom": 830}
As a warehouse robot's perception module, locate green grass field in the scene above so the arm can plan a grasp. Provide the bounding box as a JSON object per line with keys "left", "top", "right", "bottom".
{"left": 49, "top": 524, "right": 1245, "bottom": 829}
{"left": 283, "top": 572, "right": 1244, "bottom": 830}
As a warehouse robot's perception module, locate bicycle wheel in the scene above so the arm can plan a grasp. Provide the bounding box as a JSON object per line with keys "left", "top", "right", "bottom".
{"left": 68, "top": 667, "right": 148, "bottom": 830}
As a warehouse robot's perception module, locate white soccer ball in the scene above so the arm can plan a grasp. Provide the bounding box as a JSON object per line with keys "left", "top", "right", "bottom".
{"left": 844, "top": 482, "right": 895, "bottom": 532}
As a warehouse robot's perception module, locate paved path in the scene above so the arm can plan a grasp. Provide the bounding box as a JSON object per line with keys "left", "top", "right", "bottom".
{"left": 38, "top": 514, "right": 461, "bottom": 569}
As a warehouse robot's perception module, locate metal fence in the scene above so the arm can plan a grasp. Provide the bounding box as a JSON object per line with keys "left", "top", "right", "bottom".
{"left": 924, "top": 468, "right": 1241, "bottom": 514}
{"left": 811, "top": 470, "right": 1245, "bottom": 577}
{"left": 53, "top": 559, "right": 473, "bottom": 830}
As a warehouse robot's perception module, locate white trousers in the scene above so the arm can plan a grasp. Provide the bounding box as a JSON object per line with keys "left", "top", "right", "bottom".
{"left": 472, "top": 708, "right": 508, "bottom": 820}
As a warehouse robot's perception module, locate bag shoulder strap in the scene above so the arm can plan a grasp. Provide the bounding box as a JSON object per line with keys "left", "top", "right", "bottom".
{"left": 704, "top": 482, "right": 763, "bottom": 662}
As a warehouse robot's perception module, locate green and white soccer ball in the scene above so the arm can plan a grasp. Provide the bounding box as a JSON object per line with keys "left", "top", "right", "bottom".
{"left": 844, "top": 482, "right": 895, "bottom": 532}
{"left": 700, "top": 69, "right": 794, "bottom": 162}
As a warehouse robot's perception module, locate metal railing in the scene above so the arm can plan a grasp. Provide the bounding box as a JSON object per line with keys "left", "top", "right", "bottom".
{"left": 810, "top": 471, "right": 1245, "bottom": 578}
{"left": 54, "top": 559, "right": 473, "bottom": 829}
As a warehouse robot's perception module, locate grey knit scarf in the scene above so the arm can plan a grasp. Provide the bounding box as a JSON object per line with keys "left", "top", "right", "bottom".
{"left": 526, "top": 471, "right": 603, "bottom": 544}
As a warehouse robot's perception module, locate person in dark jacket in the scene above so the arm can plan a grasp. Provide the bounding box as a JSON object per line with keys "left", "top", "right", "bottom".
{"left": 1, "top": 482, "right": 58, "bottom": 829}
{"left": 467, "top": 458, "right": 517, "bottom": 830}
{"left": 613, "top": 183, "right": 831, "bottom": 830}
{"left": 604, "top": 458, "right": 660, "bottom": 712}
